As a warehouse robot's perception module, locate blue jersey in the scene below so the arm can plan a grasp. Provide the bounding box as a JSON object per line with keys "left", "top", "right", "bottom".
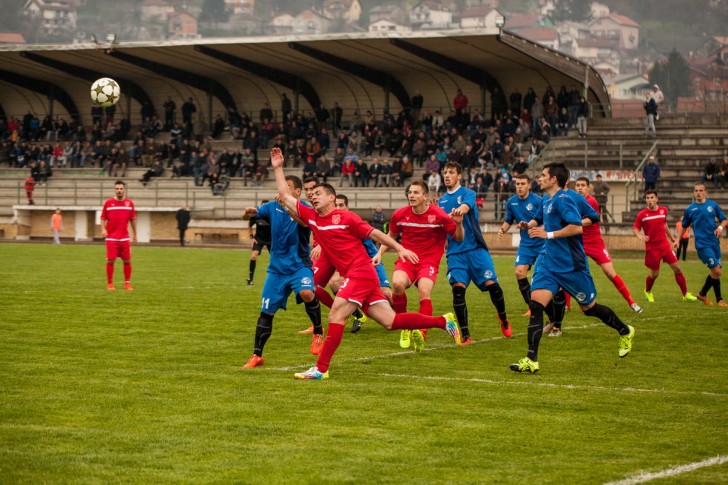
{"left": 256, "top": 200, "right": 312, "bottom": 274}
{"left": 438, "top": 185, "right": 488, "bottom": 255}
{"left": 539, "top": 189, "right": 588, "bottom": 273}
{"left": 681, "top": 200, "right": 726, "bottom": 250}
{"left": 505, "top": 192, "right": 544, "bottom": 252}
{"left": 363, "top": 238, "right": 378, "bottom": 258}
{"left": 564, "top": 189, "right": 599, "bottom": 223}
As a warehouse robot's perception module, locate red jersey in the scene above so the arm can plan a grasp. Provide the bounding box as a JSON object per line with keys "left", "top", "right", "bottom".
{"left": 582, "top": 195, "right": 603, "bottom": 247}
{"left": 101, "top": 197, "right": 136, "bottom": 241}
{"left": 389, "top": 204, "right": 456, "bottom": 264}
{"left": 633, "top": 206, "right": 670, "bottom": 249}
{"left": 297, "top": 202, "right": 376, "bottom": 279}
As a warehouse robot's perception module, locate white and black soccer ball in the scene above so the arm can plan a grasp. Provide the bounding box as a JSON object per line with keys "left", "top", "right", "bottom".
{"left": 90, "top": 77, "right": 121, "bottom": 107}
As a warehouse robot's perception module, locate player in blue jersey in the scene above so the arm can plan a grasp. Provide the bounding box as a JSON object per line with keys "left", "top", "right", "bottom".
{"left": 242, "top": 175, "right": 323, "bottom": 368}
{"left": 510, "top": 163, "right": 635, "bottom": 374}
{"left": 675, "top": 182, "right": 728, "bottom": 306}
{"left": 438, "top": 161, "right": 511, "bottom": 344}
{"left": 498, "top": 174, "right": 544, "bottom": 313}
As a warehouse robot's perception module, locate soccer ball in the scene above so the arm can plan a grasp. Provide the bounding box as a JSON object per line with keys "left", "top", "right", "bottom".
{"left": 90, "top": 77, "right": 121, "bottom": 107}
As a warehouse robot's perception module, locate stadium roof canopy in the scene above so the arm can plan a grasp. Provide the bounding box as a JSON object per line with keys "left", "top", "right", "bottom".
{"left": 0, "top": 29, "right": 611, "bottom": 128}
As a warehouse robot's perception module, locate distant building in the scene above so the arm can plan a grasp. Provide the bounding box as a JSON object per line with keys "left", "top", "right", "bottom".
{"left": 23, "top": 0, "right": 77, "bottom": 35}
{"left": 504, "top": 13, "right": 553, "bottom": 31}
{"left": 410, "top": 2, "right": 453, "bottom": 30}
{"left": 686, "top": 36, "right": 728, "bottom": 112}
{"left": 224, "top": 0, "right": 254, "bottom": 15}
{"left": 269, "top": 12, "right": 294, "bottom": 35}
{"left": 369, "top": 18, "right": 411, "bottom": 33}
{"left": 369, "top": 4, "right": 408, "bottom": 26}
{"left": 168, "top": 12, "right": 199, "bottom": 40}
{"left": 460, "top": 6, "right": 503, "bottom": 29}
{"left": 589, "top": 13, "right": 639, "bottom": 50}
{"left": 288, "top": 9, "right": 331, "bottom": 35}
{"left": 516, "top": 27, "right": 559, "bottom": 50}
{"left": 606, "top": 73, "right": 649, "bottom": 99}
{"left": 323, "top": 0, "right": 362, "bottom": 24}
{"left": 0, "top": 33, "right": 26, "bottom": 44}
{"left": 140, "top": 0, "right": 174, "bottom": 23}
{"left": 573, "top": 37, "right": 619, "bottom": 65}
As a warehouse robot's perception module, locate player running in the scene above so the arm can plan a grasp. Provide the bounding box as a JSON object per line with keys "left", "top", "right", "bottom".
{"left": 498, "top": 174, "right": 544, "bottom": 314}
{"left": 241, "top": 175, "right": 323, "bottom": 368}
{"left": 573, "top": 177, "right": 643, "bottom": 314}
{"left": 674, "top": 182, "right": 728, "bottom": 306}
{"left": 100, "top": 180, "right": 137, "bottom": 290}
{"left": 632, "top": 190, "right": 697, "bottom": 302}
{"left": 438, "top": 161, "right": 512, "bottom": 345}
{"left": 511, "top": 163, "right": 635, "bottom": 374}
{"left": 270, "top": 148, "right": 460, "bottom": 380}
{"left": 374, "top": 180, "right": 464, "bottom": 351}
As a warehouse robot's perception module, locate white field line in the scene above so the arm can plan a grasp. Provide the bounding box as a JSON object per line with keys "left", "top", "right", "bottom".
{"left": 604, "top": 455, "right": 728, "bottom": 485}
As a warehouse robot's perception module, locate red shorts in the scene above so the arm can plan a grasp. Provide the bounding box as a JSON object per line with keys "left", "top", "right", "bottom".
{"left": 394, "top": 259, "right": 440, "bottom": 286}
{"left": 313, "top": 253, "right": 336, "bottom": 288}
{"left": 644, "top": 244, "right": 678, "bottom": 271}
{"left": 106, "top": 240, "right": 131, "bottom": 260}
{"left": 585, "top": 241, "right": 612, "bottom": 265}
{"left": 336, "top": 275, "right": 388, "bottom": 314}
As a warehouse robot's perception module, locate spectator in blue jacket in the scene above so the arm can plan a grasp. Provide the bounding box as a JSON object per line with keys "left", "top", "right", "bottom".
{"left": 642, "top": 155, "right": 660, "bottom": 192}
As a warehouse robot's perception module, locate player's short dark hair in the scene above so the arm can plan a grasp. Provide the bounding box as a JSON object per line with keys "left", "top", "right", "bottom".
{"left": 115, "top": 180, "right": 126, "bottom": 186}
{"left": 303, "top": 176, "right": 319, "bottom": 186}
{"left": 644, "top": 190, "right": 658, "bottom": 197}
{"left": 443, "top": 161, "right": 463, "bottom": 174}
{"left": 514, "top": 174, "right": 530, "bottom": 182}
{"left": 335, "top": 194, "right": 349, "bottom": 206}
{"left": 285, "top": 175, "right": 303, "bottom": 190}
{"left": 409, "top": 179, "right": 429, "bottom": 194}
{"left": 262, "top": 199, "right": 270, "bottom": 204}
{"left": 576, "top": 176, "right": 590, "bottom": 185}
{"left": 694, "top": 182, "right": 707, "bottom": 190}
{"left": 543, "top": 162, "right": 569, "bottom": 188}
{"left": 316, "top": 183, "right": 336, "bottom": 197}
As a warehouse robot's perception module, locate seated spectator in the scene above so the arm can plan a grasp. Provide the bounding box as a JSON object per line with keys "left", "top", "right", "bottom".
{"left": 37, "top": 160, "right": 52, "bottom": 185}
{"left": 512, "top": 155, "right": 529, "bottom": 176}
{"left": 140, "top": 159, "right": 164, "bottom": 185}
{"left": 427, "top": 170, "right": 442, "bottom": 194}
{"left": 302, "top": 156, "right": 317, "bottom": 179}
{"left": 339, "top": 158, "right": 356, "bottom": 187}
{"left": 211, "top": 115, "right": 226, "bottom": 139}
{"left": 354, "top": 158, "right": 370, "bottom": 187}
{"left": 211, "top": 173, "right": 230, "bottom": 196}
{"left": 703, "top": 158, "right": 720, "bottom": 188}
{"left": 555, "top": 108, "right": 570, "bottom": 137}
{"left": 315, "top": 155, "right": 331, "bottom": 184}
{"left": 399, "top": 156, "right": 414, "bottom": 186}
{"left": 241, "top": 158, "right": 256, "bottom": 186}
{"left": 368, "top": 158, "right": 383, "bottom": 186}
{"left": 254, "top": 164, "right": 269, "bottom": 187}
{"left": 378, "top": 159, "right": 393, "bottom": 187}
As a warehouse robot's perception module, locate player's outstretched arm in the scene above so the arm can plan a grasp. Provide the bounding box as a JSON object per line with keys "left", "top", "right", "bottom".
{"left": 370, "top": 229, "right": 419, "bottom": 264}
{"left": 529, "top": 223, "right": 582, "bottom": 239}
{"left": 241, "top": 207, "right": 258, "bottom": 220}
{"left": 450, "top": 211, "right": 464, "bottom": 241}
{"left": 270, "top": 148, "right": 297, "bottom": 213}
{"left": 372, "top": 231, "right": 395, "bottom": 265}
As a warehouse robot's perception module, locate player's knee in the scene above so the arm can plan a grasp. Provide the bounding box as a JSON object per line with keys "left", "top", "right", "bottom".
{"left": 257, "top": 312, "right": 274, "bottom": 328}
{"left": 106, "top": 259, "right": 115, "bottom": 264}
{"left": 299, "top": 290, "right": 315, "bottom": 302}
{"left": 528, "top": 300, "right": 544, "bottom": 317}
{"left": 122, "top": 259, "right": 131, "bottom": 264}
{"left": 392, "top": 281, "right": 407, "bottom": 294}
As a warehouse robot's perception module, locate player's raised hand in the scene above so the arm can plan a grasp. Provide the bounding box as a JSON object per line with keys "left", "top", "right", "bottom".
{"left": 242, "top": 207, "right": 258, "bottom": 218}
{"left": 270, "top": 147, "right": 284, "bottom": 169}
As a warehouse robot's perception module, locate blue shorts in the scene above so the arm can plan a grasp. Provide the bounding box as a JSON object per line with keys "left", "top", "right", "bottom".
{"left": 531, "top": 266, "right": 597, "bottom": 307}
{"left": 446, "top": 247, "right": 499, "bottom": 290}
{"left": 515, "top": 245, "right": 541, "bottom": 267}
{"left": 697, "top": 244, "right": 722, "bottom": 269}
{"left": 375, "top": 263, "right": 390, "bottom": 288}
{"left": 260, "top": 267, "right": 315, "bottom": 313}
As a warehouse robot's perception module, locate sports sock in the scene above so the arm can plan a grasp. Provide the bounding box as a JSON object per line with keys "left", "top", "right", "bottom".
{"left": 391, "top": 312, "right": 446, "bottom": 330}
{"left": 304, "top": 297, "right": 323, "bottom": 335}
{"left": 564, "top": 292, "right": 571, "bottom": 308}
{"left": 583, "top": 303, "right": 629, "bottom": 335}
{"left": 452, "top": 285, "right": 469, "bottom": 339}
{"left": 253, "top": 312, "right": 274, "bottom": 356}
{"left": 418, "top": 298, "right": 433, "bottom": 339}
{"left": 527, "top": 301, "right": 545, "bottom": 362}
{"left": 700, "top": 274, "right": 713, "bottom": 296}
{"left": 392, "top": 293, "right": 407, "bottom": 314}
{"left": 674, "top": 273, "right": 688, "bottom": 295}
{"left": 123, "top": 262, "right": 131, "bottom": 282}
{"left": 611, "top": 275, "right": 634, "bottom": 305}
{"left": 712, "top": 277, "right": 723, "bottom": 301}
{"left": 248, "top": 260, "right": 256, "bottom": 281}
{"left": 315, "top": 322, "right": 344, "bottom": 373}
{"left": 106, "top": 261, "right": 114, "bottom": 283}
{"left": 645, "top": 275, "right": 655, "bottom": 292}
{"left": 552, "top": 289, "right": 566, "bottom": 329}
{"left": 315, "top": 286, "right": 335, "bottom": 308}
{"left": 517, "top": 277, "right": 531, "bottom": 305}
{"left": 486, "top": 283, "right": 507, "bottom": 324}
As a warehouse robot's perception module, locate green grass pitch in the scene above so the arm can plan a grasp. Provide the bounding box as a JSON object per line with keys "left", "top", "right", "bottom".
{"left": 1, "top": 243, "right": 726, "bottom": 483}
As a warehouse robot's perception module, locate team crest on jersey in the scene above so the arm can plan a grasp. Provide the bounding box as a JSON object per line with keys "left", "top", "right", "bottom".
{"left": 708, "top": 206, "right": 714, "bottom": 213}
{"left": 575, "top": 292, "right": 587, "bottom": 302}
{"left": 526, "top": 203, "right": 533, "bottom": 211}
{"left": 547, "top": 204, "right": 553, "bottom": 214}
{"left": 302, "top": 277, "right": 312, "bottom": 285}
{"left": 428, "top": 215, "right": 436, "bottom": 224}
{"left": 484, "top": 270, "right": 493, "bottom": 279}
{"left": 457, "top": 196, "right": 463, "bottom": 204}
{"left": 332, "top": 214, "right": 341, "bottom": 224}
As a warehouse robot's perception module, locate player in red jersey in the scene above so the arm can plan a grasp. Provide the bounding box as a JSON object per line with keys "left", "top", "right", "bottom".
{"left": 632, "top": 190, "right": 697, "bottom": 302}
{"left": 100, "top": 180, "right": 137, "bottom": 290}
{"left": 270, "top": 148, "right": 461, "bottom": 380}
{"left": 374, "top": 180, "right": 463, "bottom": 351}
{"left": 574, "top": 177, "right": 642, "bottom": 313}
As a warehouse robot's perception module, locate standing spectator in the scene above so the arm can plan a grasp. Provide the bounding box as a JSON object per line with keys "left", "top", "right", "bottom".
{"left": 24, "top": 173, "right": 35, "bottom": 205}
{"left": 370, "top": 205, "right": 387, "bottom": 232}
{"left": 181, "top": 97, "right": 197, "bottom": 124}
{"left": 644, "top": 93, "right": 657, "bottom": 138}
{"left": 642, "top": 155, "right": 660, "bottom": 192}
{"left": 50, "top": 208, "right": 63, "bottom": 244}
{"left": 592, "top": 174, "right": 613, "bottom": 223}
{"left": 576, "top": 96, "right": 589, "bottom": 138}
{"left": 703, "top": 158, "right": 720, "bottom": 188}
{"left": 333, "top": 102, "right": 343, "bottom": 132}
{"left": 100, "top": 180, "right": 137, "bottom": 291}
{"left": 410, "top": 91, "right": 423, "bottom": 123}
{"left": 453, "top": 89, "right": 469, "bottom": 116}
{"left": 531, "top": 97, "right": 543, "bottom": 134}
{"left": 281, "top": 93, "right": 292, "bottom": 121}
{"left": 176, "top": 204, "right": 191, "bottom": 247}
{"left": 651, "top": 84, "right": 664, "bottom": 119}
{"left": 675, "top": 220, "right": 690, "bottom": 261}
{"left": 163, "top": 97, "right": 176, "bottom": 129}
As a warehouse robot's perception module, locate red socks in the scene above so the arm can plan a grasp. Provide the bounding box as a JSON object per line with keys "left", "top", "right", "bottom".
{"left": 123, "top": 262, "right": 132, "bottom": 282}
{"left": 391, "top": 312, "right": 445, "bottom": 330}
{"left": 675, "top": 273, "right": 688, "bottom": 295}
{"left": 612, "top": 275, "right": 634, "bottom": 305}
{"left": 392, "top": 293, "right": 407, "bottom": 314}
{"left": 106, "top": 262, "right": 114, "bottom": 283}
{"left": 418, "top": 298, "right": 433, "bottom": 338}
{"left": 316, "top": 323, "right": 344, "bottom": 373}
{"left": 315, "top": 287, "right": 335, "bottom": 308}
{"left": 645, "top": 275, "right": 655, "bottom": 292}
